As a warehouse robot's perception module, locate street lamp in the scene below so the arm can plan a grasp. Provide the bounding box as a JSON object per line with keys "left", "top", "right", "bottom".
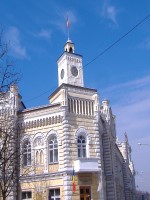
{"left": 138, "top": 143, "right": 150, "bottom": 147}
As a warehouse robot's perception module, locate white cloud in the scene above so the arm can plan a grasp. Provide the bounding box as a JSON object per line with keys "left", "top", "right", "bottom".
{"left": 106, "top": 6, "right": 117, "bottom": 24}
{"left": 5, "top": 26, "right": 27, "bottom": 59}
{"left": 33, "top": 29, "right": 52, "bottom": 40}
{"left": 101, "top": 75, "right": 150, "bottom": 140}
{"left": 101, "top": 1, "right": 117, "bottom": 25}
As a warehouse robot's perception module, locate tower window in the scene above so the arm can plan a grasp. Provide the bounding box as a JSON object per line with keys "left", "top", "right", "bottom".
{"left": 77, "top": 135, "right": 86, "bottom": 158}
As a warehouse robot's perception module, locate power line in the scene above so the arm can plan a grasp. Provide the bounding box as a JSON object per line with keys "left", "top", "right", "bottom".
{"left": 84, "top": 13, "right": 150, "bottom": 68}
{"left": 24, "top": 13, "right": 150, "bottom": 104}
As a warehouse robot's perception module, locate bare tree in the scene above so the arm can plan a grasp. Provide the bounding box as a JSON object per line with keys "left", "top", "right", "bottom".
{"left": 0, "top": 28, "right": 19, "bottom": 93}
{"left": 0, "top": 28, "right": 20, "bottom": 200}
{"left": 0, "top": 115, "right": 19, "bottom": 200}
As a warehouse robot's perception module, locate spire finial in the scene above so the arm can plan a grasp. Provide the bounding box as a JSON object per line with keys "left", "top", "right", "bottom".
{"left": 124, "top": 132, "right": 128, "bottom": 142}
{"left": 66, "top": 15, "right": 70, "bottom": 41}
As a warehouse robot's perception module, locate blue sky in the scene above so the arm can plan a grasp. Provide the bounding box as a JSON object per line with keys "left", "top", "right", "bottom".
{"left": 1, "top": 0, "right": 150, "bottom": 192}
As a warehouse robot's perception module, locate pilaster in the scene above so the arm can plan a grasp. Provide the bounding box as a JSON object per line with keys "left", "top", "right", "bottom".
{"left": 63, "top": 173, "right": 72, "bottom": 200}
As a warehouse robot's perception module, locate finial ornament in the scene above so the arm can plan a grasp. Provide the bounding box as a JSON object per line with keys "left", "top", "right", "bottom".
{"left": 66, "top": 15, "right": 70, "bottom": 41}
{"left": 124, "top": 132, "right": 128, "bottom": 142}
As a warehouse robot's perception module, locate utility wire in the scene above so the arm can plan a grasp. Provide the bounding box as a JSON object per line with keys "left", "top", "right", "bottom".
{"left": 84, "top": 13, "right": 150, "bottom": 68}
{"left": 24, "top": 13, "right": 150, "bottom": 104}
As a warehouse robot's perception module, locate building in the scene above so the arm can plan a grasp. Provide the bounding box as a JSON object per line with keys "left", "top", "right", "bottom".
{"left": 0, "top": 37, "right": 135, "bottom": 200}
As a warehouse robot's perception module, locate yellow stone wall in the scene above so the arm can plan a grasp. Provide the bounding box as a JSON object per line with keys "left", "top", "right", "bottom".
{"left": 21, "top": 178, "right": 63, "bottom": 200}
{"left": 19, "top": 87, "right": 100, "bottom": 199}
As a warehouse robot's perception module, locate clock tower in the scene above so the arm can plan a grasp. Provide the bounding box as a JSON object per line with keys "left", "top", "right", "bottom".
{"left": 57, "top": 39, "right": 84, "bottom": 87}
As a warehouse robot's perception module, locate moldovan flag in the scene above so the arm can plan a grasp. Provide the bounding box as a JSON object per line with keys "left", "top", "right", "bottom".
{"left": 72, "top": 168, "right": 76, "bottom": 192}
{"left": 66, "top": 16, "right": 70, "bottom": 28}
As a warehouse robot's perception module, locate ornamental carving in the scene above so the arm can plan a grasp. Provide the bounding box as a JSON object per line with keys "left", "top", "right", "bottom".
{"left": 34, "top": 137, "right": 44, "bottom": 147}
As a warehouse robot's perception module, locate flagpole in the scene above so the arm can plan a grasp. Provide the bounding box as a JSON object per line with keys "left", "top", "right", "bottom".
{"left": 66, "top": 15, "right": 70, "bottom": 41}
{"left": 68, "top": 27, "right": 70, "bottom": 40}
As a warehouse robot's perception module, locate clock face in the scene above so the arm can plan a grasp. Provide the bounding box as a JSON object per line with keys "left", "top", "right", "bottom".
{"left": 61, "top": 69, "right": 64, "bottom": 79}
{"left": 71, "top": 66, "right": 78, "bottom": 77}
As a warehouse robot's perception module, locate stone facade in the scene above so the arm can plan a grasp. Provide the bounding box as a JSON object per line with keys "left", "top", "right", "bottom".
{"left": 0, "top": 39, "right": 135, "bottom": 200}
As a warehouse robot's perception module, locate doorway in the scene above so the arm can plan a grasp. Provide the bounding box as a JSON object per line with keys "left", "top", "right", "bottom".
{"left": 80, "top": 186, "right": 91, "bottom": 200}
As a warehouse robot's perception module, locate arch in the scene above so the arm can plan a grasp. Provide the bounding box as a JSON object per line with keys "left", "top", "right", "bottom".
{"left": 49, "top": 117, "right": 51, "bottom": 125}
{"left": 43, "top": 118, "right": 45, "bottom": 126}
{"left": 69, "top": 47, "right": 73, "bottom": 53}
{"left": 21, "top": 135, "right": 32, "bottom": 145}
{"left": 34, "top": 120, "right": 36, "bottom": 128}
{"left": 37, "top": 119, "right": 39, "bottom": 127}
{"left": 75, "top": 127, "right": 91, "bottom": 144}
{"left": 54, "top": 116, "right": 57, "bottom": 124}
{"left": 40, "top": 119, "right": 42, "bottom": 127}
{"left": 33, "top": 132, "right": 44, "bottom": 143}
{"left": 46, "top": 130, "right": 59, "bottom": 141}
{"left": 52, "top": 116, "right": 54, "bottom": 124}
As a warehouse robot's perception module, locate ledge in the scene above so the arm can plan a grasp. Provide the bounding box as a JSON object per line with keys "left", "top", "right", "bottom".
{"left": 74, "top": 157, "right": 99, "bottom": 172}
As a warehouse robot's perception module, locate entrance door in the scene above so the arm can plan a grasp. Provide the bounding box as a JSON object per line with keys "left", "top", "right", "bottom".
{"left": 80, "top": 186, "right": 91, "bottom": 200}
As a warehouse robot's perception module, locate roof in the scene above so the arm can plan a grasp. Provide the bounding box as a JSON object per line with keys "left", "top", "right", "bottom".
{"left": 18, "top": 103, "right": 60, "bottom": 113}
{"left": 49, "top": 83, "right": 97, "bottom": 99}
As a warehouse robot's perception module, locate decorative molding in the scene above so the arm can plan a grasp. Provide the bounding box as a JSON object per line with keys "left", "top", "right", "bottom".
{"left": 19, "top": 115, "right": 62, "bottom": 130}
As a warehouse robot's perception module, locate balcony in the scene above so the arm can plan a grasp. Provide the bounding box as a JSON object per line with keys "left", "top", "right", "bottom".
{"left": 74, "top": 158, "right": 99, "bottom": 172}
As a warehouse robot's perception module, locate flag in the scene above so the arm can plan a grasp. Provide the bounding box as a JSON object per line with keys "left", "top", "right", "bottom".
{"left": 66, "top": 16, "right": 70, "bottom": 29}
{"left": 72, "top": 168, "right": 76, "bottom": 192}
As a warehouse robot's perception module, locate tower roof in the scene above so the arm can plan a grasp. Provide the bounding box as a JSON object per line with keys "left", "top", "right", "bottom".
{"left": 64, "top": 39, "right": 75, "bottom": 53}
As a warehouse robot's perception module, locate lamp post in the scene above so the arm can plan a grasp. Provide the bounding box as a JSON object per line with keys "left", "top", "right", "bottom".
{"left": 138, "top": 143, "right": 150, "bottom": 147}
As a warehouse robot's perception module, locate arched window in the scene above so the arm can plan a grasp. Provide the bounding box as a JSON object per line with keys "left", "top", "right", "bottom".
{"left": 23, "top": 140, "right": 31, "bottom": 166}
{"left": 36, "top": 151, "right": 39, "bottom": 164}
{"left": 77, "top": 135, "right": 86, "bottom": 158}
{"left": 69, "top": 47, "right": 73, "bottom": 53}
{"left": 40, "top": 150, "right": 44, "bottom": 164}
{"left": 49, "top": 135, "right": 58, "bottom": 163}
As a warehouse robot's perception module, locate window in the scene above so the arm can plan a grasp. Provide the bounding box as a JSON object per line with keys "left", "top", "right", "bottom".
{"left": 22, "top": 191, "right": 32, "bottom": 199}
{"left": 23, "top": 140, "right": 31, "bottom": 166}
{"left": 40, "top": 150, "right": 44, "bottom": 164}
{"left": 49, "top": 135, "right": 58, "bottom": 163}
{"left": 49, "top": 189, "right": 60, "bottom": 200}
{"left": 78, "top": 135, "right": 86, "bottom": 158}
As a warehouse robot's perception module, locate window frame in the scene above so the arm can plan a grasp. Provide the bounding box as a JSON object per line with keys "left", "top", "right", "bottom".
{"left": 77, "top": 135, "right": 87, "bottom": 158}
{"left": 48, "top": 135, "right": 58, "bottom": 164}
{"left": 49, "top": 188, "right": 60, "bottom": 200}
{"left": 22, "top": 191, "right": 32, "bottom": 199}
{"left": 23, "top": 140, "right": 31, "bottom": 167}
